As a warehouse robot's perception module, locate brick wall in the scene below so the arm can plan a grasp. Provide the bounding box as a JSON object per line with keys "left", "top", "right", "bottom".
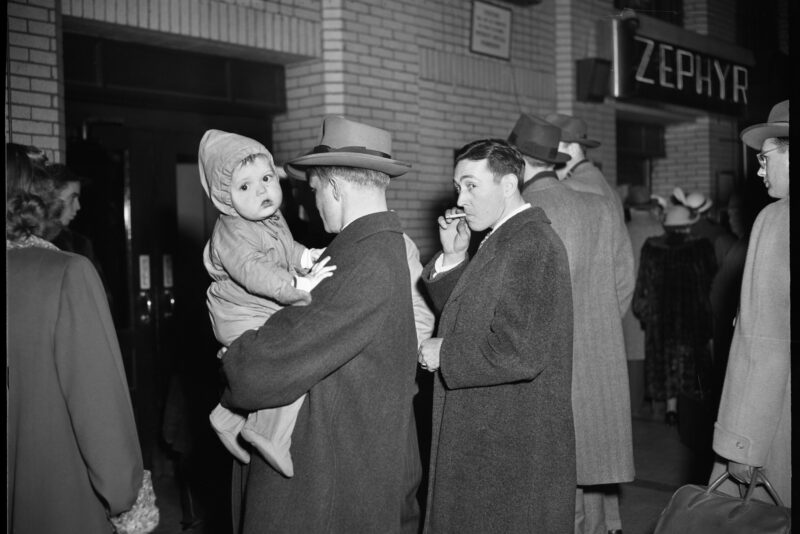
{"left": 6, "top": 0, "right": 64, "bottom": 162}
{"left": 555, "top": 1, "right": 618, "bottom": 192}
{"left": 6, "top": 0, "right": 755, "bottom": 258}
{"left": 684, "top": 0, "right": 736, "bottom": 41}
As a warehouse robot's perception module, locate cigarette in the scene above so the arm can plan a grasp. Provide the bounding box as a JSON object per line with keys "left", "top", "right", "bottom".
{"left": 447, "top": 212, "right": 467, "bottom": 219}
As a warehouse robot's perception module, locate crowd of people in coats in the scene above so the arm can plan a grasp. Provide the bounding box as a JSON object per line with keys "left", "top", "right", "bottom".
{"left": 6, "top": 99, "right": 789, "bottom": 534}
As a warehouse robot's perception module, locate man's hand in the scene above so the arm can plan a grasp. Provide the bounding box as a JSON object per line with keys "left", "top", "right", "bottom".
{"left": 438, "top": 208, "right": 470, "bottom": 268}
{"left": 728, "top": 460, "right": 755, "bottom": 484}
{"left": 295, "top": 256, "right": 336, "bottom": 292}
{"left": 418, "top": 337, "right": 443, "bottom": 372}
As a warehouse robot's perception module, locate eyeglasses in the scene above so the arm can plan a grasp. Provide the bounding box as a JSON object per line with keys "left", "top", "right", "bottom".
{"left": 756, "top": 147, "right": 780, "bottom": 168}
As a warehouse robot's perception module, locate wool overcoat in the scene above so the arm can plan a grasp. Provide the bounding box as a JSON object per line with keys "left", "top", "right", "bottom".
{"left": 421, "top": 207, "right": 576, "bottom": 534}
{"left": 522, "top": 175, "right": 635, "bottom": 486}
{"left": 221, "top": 211, "right": 421, "bottom": 533}
{"left": 712, "top": 197, "right": 791, "bottom": 505}
{"left": 7, "top": 246, "right": 143, "bottom": 534}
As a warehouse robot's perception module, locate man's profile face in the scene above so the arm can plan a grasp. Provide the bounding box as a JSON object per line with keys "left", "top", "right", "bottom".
{"left": 453, "top": 158, "right": 507, "bottom": 232}
{"left": 757, "top": 138, "right": 789, "bottom": 199}
{"left": 309, "top": 173, "right": 342, "bottom": 234}
{"left": 57, "top": 181, "right": 81, "bottom": 226}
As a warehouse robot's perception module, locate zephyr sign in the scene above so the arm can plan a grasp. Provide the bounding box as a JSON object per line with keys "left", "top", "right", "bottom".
{"left": 633, "top": 36, "right": 748, "bottom": 104}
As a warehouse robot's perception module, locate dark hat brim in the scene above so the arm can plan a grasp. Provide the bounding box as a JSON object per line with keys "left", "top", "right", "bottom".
{"left": 562, "top": 135, "right": 601, "bottom": 148}
{"left": 516, "top": 143, "right": 571, "bottom": 164}
{"left": 285, "top": 152, "right": 412, "bottom": 180}
{"left": 740, "top": 123, "right": 789, "bottom": 150}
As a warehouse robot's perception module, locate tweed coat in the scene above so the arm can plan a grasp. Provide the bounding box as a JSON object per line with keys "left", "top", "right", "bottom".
{"left": 564, "top": 159, "right": 625, "bottom": 221}
{"left": 7, "top": 245, "right": 143, "bottom": 534}
{"left": 712, "top": 197, "right": 791, "bottom": 505}
{"left": 421, "top": 206, "right": 576, "bottom": 534}
{"left": 522, "top": 174, "right": 635, "bottom": 486}
{"left": 221, "top": 211, "right": 421, "bottom": 534}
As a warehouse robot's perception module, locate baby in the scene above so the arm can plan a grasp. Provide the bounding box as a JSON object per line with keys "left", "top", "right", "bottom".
{"left": 198, "top": 129, "right": 335, "bottom": 476}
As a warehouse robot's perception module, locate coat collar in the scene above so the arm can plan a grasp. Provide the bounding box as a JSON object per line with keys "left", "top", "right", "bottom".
{"left": 566, "top": 158, "right": 591, "bottom": 179}
{"left": 521, "top": 170, "right": 559, "bottom": 194}
{"left": 335, "top": 210, "right": 404, "bottom": 244}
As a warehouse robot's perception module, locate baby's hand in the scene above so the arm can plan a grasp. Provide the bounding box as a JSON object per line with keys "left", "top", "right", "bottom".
{"left": 295, "top": 256, "right": 336, "bottom": 292}
{"left": 308, "top": 248, "right": 326, "bottom": 263}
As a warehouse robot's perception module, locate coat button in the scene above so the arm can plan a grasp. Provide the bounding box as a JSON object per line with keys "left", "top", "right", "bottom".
{"left": 736, "top": 441, "right": 744, "bottom": 449}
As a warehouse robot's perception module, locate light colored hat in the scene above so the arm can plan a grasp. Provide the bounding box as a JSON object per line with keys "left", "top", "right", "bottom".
{"left": 662, "top": 204, "right": 699, "bottom": 228}
{"left": 740, "top": 100, "right": 789, "bottom": 150}
{"left": 544, "top": 113, "right": 601, "bottom": 148}
{"left": 672, "top": 187, "right": 712, "bottom": 214}
{"left": 285, "top": 116, "right": 411, "bottom": 180}
{"left": 508, "top": 114, "right": 571, "bottom": 164}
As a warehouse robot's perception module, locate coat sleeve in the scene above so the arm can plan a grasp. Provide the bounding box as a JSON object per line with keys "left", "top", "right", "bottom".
{"left": 440, "top": 235, "right": 573, "bottom": 389}
{"left": 631, "top": 240, "right": 653, "bottom": 325}
{"left": 421, "top": 251, "right": 466, "bottom": 315}
{"left": 221, "top": 245, "right": 397, "bottom": 411}
{"left": 612, "top": 206, "right": 636, "bottom": 317}
{"left": 214, "top": 217, "right": 311, "bottom": 306}
{"left": 54, "top": 256, "right": 143, "bottom": 516}
{"left": 404, "top": 234, "right": 435, "bottom": 346}
{"left": 712, "top": 207, "right": 790, "bottom": 466}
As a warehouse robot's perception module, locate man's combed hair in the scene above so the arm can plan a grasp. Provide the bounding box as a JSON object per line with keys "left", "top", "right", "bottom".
{"left": 308, "top": 166, "right": 390, "bottom": 190}
{"left": 775, "top": 137, "right": 789, "bottom": 149}
{"left": 455, "top": 139, "right": 524, "bottom": 189}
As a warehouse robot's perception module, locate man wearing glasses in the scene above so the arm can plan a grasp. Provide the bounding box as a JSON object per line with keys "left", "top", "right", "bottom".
{"left": 709, "top": 100, "right": 790, "bottom": 506}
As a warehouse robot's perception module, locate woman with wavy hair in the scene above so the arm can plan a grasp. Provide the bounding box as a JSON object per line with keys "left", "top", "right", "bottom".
{"left": 6, "top": 143, "right": 157, "bottom": 534}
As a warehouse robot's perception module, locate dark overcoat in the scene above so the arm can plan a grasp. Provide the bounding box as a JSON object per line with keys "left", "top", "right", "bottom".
{"left": 421, "top": 207, "right": 576, "bottom": 534}
{"left": 7, "top": 246, "right": 143, "bottom": 534}
{"left": 221, "top": 211, "right": 421, "bottom": 534}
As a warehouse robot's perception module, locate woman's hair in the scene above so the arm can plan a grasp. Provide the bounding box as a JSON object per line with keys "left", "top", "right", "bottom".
{"left": 6, "top": 148, "right": 64, "bottom": 241}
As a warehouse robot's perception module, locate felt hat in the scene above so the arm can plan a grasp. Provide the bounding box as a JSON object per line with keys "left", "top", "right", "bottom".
{"left": 507, "top": 114, "right": 571, "bottom": 164}
{"left": 545, "top": 113, "right": 601, "bottom": 148}
{"left": 672, "top": 187, "right": 712, "bottom": 214}
{"left": 625, "top": 185, "right": 659, "bottom": 208}
{"left": 285, "top": 116, "right": 411, "bottom": 180}
{"left": 740, "top": 100, "right": 789, "bottom": 150}
{"left": 662, "top": 204, "right": 699, "bottom": 228}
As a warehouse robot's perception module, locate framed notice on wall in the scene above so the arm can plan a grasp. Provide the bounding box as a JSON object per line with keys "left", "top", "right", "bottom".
{"left": 470, "top": 1, "right": 512, "bottom": 60}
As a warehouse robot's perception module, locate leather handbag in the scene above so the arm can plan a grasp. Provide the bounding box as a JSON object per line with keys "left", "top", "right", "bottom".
{"left": 653, "top": 468, "right": 791, "bottom": 534}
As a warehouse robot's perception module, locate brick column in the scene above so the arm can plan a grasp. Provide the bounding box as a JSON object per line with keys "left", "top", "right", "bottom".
{"left": 6, "top": 0, "right": 65, "bottom": 162}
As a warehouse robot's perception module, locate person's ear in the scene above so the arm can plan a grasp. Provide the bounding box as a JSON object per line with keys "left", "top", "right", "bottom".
{"left": 329, "top": 176, "right": 342, "bottom": 201}
{"left": 500, "top": 173, "right": 518, "bottom": 196}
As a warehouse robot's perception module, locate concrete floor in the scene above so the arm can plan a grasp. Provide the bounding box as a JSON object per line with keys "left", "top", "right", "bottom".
{"left": 152, "top": 414, "right": 709, "bottom": 534}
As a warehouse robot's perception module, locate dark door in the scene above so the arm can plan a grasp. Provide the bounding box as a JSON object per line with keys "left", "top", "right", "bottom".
{"left": 65, "top": 103, "right": 272, "bottom": 531}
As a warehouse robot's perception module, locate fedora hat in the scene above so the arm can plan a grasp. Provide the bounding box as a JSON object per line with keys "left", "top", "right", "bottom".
{"left": 508, "top": 114, "right": 571, "bottom": 164}
{"left": 740, "top": 100, "right": 789, "bottom": 150}
{"left": 545, "top": 113, "right": 601, "bottom": 148}
{"left": 285, "top": 116, "right": 411, "bottom": 180}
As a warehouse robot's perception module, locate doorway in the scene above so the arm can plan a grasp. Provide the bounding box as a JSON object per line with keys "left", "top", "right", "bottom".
{"left": 64, "top": 101, "right": 275, "bottom": 531}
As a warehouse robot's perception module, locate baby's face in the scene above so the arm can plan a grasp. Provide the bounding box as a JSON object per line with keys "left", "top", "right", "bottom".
{"left": 230, "top": 156, "right": 283, "bottom": 221}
